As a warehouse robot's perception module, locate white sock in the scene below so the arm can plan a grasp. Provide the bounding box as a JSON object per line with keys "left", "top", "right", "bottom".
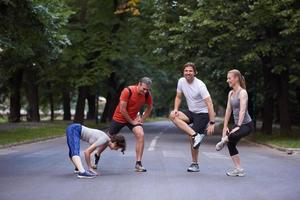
{"left": 71, "top": 156, "right": 85, "bottom": 173}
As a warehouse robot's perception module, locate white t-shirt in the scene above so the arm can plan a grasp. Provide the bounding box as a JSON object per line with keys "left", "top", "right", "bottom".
{"left": 81, "top": 126, "right": 110, "bottom": 146}
{"left": 177, "top": 77, "right": 210, "bottom": 113}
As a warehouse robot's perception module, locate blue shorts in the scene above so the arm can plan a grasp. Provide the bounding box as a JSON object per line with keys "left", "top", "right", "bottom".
{"left": 66, "top": 124, "right": 82, "bottom": 158}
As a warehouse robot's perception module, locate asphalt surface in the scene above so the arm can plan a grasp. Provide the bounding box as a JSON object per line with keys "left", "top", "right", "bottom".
{"left": 0, "top": 121, "right": 300, "bottom": 200}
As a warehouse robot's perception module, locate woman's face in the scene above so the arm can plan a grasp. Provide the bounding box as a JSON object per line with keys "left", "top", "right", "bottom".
{"left": 227, "top": 72, "right": 238, "bottom": 88}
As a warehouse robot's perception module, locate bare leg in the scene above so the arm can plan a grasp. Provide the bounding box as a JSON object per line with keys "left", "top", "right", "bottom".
{"left": 231, "top": 154, "right": 241, "bottom": 169}
{"left": 132, "top": 126, "right": 144, "bottom": 162}
{"left": 71, "top": 155, "right": 85, "bottom": 173}
{"left": 96, "top": 144, "right": 108, "bottom": 156}
{"left": 169, "top": 111, "right": 195, "bottom": 136}
{"left": 190, "top": 137, "right": 199, "bottom": 163}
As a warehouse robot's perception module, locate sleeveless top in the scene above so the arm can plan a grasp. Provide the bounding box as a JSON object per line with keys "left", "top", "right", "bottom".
{"left": 230, "top": 89, "right": 252, "bottom": 125}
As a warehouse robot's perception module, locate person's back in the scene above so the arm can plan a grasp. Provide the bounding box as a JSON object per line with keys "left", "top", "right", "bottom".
{"left": 81, "top": 126, "right": 110, "bottom": 146}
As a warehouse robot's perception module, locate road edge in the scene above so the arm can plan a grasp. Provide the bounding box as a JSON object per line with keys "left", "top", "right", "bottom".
{"left": 244, "top": 139, "right": 300, "bottom": 155}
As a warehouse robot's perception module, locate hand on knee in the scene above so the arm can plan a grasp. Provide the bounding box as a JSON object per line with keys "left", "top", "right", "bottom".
{"left": 169, "top": 112, "right": 176, "bottom": 121}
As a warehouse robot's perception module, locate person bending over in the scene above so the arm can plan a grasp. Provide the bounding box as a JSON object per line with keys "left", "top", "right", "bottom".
{"left": 66, "top": 123, "right": 126, "bottom": 179}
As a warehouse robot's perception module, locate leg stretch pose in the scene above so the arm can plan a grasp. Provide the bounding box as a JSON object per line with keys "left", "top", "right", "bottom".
{"left": 215, "top": 69, "right": 253, "bottom": 177}
{"left": 170, "top": 62, "right": 215, "bottom": 172}
{"left": 66, "top": 123, "right": 126, "bottom": 179}
{"left": 94, "top": 77, "right": 153, "bottom": 172}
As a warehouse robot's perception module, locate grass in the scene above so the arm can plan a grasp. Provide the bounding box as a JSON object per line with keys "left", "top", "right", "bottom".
{"left": 252, "top": 132, "right": 300, "bottom": 148}
{"left": 0, "top": 121, "right": 108, "bottom": 146}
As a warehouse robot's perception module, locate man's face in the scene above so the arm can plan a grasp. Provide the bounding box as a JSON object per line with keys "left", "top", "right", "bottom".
{"left": 137, "top": 82, "right": 150, "bottom": 95}
{"left": 183, "top": 66, "right": 196, "bottom": 82}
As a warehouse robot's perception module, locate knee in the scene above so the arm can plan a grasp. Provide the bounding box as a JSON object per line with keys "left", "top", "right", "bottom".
{"left": 169, "top": 111, "right": 176, "bottom": 121}
{"left": 135, "top": 130, "right": 144, "bottom": 142}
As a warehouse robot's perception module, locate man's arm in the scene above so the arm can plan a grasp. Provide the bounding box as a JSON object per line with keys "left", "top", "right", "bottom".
{"left": 120, "top": 101, "right": 138, "bottom": 125}
{"left": 173, "top": 92, "right": 183, "bottom": 115}
{"left": 141, "top": 104, "right": 153, "bottom": 123}
{"left": 204, "top": 96, "right": 216, "bottom": 135}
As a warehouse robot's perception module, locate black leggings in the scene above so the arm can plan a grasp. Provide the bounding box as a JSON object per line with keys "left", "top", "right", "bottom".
{"left": 227, "top": 122, "right": 253, "bottom": 156}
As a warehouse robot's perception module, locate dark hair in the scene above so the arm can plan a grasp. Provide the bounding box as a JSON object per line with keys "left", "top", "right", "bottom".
{"left": 139, "top": 77, "right": 152, "bottom": 86}
{"left": 111, "top": 135, "right": 126, "bottom": 154}
{"left": 183, "top": 62, "right": 197, "bottom": 74}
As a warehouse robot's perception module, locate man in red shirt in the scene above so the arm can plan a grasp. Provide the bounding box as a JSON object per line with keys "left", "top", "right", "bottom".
{"left": 94, "top": 77, "right": 153, "bottom": 172}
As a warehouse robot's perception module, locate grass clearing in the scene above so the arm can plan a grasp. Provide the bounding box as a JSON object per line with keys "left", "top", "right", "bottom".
{"left": 252, "top": 132, "right": 300, "bottom": 148}
{"left": 0, "top": 121, "right": 108, "bottom": 146}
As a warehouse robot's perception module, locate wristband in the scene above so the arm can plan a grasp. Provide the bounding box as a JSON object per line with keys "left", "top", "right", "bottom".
{"left": 209, "top": 121, "right": 215, "bottom": 125}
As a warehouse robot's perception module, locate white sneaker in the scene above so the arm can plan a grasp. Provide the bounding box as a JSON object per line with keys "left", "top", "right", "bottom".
{"left": 193, "top": 133, "right": 205, "bottom": 149}
{"left": 226, "top": 168, "right": 245, "bottom": 177}
{"left": 216, "top": 140, "right": 226, "bottom": 151}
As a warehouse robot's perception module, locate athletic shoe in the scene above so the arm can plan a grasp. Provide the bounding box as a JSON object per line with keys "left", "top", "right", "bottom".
{"left": 74, "top": 168, "right": 80, "bottom": 174}
{"left": 77, "top": 171, "right": 96, "bottom": 179}
{"left": 87, "top": 170, "right": 98, "bottom": 176}
{"left": 216, "top": 140, "right": 226, "bottom": 151}
{"left": 92, "top": 154, "right": 100, "bottom": 169}
{"left": 187, "top": 163, "right": 200, "bottom": 172}
{"left": 135, "top": 163, "right": 147, "bottom": 172}
{"left": 193, "top": 133, "right": 205, "bottom": 149}
{"left": 226, "top": 168, "right": 245, "bottom": 177}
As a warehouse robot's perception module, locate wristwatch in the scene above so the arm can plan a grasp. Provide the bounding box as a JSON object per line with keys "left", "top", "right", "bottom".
{"left": 209, "top": 121, "right": 215, "bottom": 125}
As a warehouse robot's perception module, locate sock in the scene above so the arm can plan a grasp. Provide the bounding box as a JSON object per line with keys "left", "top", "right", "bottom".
{"left": 136, "top": 161, "right": 142, "bottom": 165}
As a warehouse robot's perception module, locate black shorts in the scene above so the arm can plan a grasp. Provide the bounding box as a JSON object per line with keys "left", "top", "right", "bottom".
{"left": 109, "top": 119, "right": 142, "bottom": 135}
{"left": 183, "top": 110, "right": 209, "bottom": 134}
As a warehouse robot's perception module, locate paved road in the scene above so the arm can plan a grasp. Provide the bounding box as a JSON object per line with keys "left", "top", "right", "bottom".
{"left": 0, "top": 121, "right": 299, "bottom": 200}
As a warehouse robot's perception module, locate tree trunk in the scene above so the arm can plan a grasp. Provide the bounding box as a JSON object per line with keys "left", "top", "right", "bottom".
{"left": 62, "top": 88, "right": 71, "bottom": 120}
{"left": 277, "top": 72, "right": 291, "bottom": 134}
{"left": 8, "top": 69, "right": 23, "bottom": 122}
{"left": 86, "top": 92, "right": 96, "bottom": 120}
{"left": 261, "top": 60, "right": 275, "bottom": 134}
{"left": 73, "top": 86, "right": 87, "bottom": 123}
{"left": 24, "top": 69, "right": 40, "bottom": 122}
{"left": 100, "top": 73, "right": 125, "bottom": 122}
{"left": 47, "top": 83, "right": 54, "bottom": 121}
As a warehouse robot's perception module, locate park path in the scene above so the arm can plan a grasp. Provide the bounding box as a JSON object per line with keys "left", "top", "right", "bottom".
{"left": 0, "top": 121, "right": 299, "bottom": 200}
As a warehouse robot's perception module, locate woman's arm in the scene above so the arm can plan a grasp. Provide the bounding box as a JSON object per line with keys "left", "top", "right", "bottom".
{"left": 84, "top": 143, "right": 98, "bottom": 171}
{"left": 237, "top": 90, "right": 248, "bottom": 126}
{"left": 223, "top": 91, "right": 233, "bottom": 137}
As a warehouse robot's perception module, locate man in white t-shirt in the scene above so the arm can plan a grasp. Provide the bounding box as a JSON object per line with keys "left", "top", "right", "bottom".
{"left": 170, "top": 62, "right": 216, "bottom": 172}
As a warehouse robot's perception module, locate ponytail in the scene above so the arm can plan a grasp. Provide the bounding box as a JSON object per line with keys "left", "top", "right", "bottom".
{"left": 228, "top": 69, "right": 246, "bottom": 89}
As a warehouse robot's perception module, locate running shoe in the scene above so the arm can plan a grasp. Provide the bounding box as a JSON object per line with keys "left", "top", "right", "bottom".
{"left": 74, "top": 168, "right": 80, "bottom": 174}
{"left": 87, "top": 170, "right": 98, "bottom": 176}
{"left": 92, "top": 153, "right": 100, "bottom": 169}
{"left": 135, "top": 163, "right": 147, "bottom": 172}
{"left": 77, "top": 171, "right": 96, "bottom": 179}
{"left": 216, "top": 140, "right": 226, "bottom": 151}
{"left": 187, "top": 163, "right": 200, "bottom": 172}
{"left": 226, "top": 168, "right": 245, "bottom": 177}
{"left": 193, "top": 133, "right": 205, "bottom": 149}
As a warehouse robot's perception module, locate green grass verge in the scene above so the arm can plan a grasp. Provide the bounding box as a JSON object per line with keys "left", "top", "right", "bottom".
{"left": 252, "top": 132, "right": 300, "bottom": 148}
{"left": 0, "top": 121, "right": 108, "bottom": 146}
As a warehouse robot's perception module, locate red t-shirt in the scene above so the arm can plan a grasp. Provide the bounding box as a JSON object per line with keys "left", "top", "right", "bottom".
{"left": 113, "top": 85, "right": 153, "bottom": 123}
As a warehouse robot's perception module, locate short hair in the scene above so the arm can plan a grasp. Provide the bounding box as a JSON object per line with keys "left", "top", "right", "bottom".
{"left": 183, "top": 62, "right": 197, "bottom": 74}
{"left": 139, "top": 77, "right": 152, "bottom": 86}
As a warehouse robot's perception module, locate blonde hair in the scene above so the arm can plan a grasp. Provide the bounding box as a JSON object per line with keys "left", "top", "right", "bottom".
{"left": 228, "top": 69, "right": 246, "bottom": 89}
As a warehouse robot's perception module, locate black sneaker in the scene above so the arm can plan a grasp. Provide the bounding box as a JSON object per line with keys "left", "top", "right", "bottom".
{"left": 187, "top": 163, "right": 200, "bottom": 172}
{"left": 92, "top": 154, "right": 100, "bottom": 169}
{"left": 77, "top": 171, "right": 96, "bottom": 179}
{"left": 135, "top": 163, "right": 147, "bottom": 172}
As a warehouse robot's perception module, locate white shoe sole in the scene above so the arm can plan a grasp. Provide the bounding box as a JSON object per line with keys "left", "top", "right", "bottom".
{"left": 226, "top": 173, "right": 245, "bottom": 177}
{"left": 193, "top": 134, "right": 205, "bottom": 148}
{"left": 77, "top": 175, "right": 96, "bottom": 179}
